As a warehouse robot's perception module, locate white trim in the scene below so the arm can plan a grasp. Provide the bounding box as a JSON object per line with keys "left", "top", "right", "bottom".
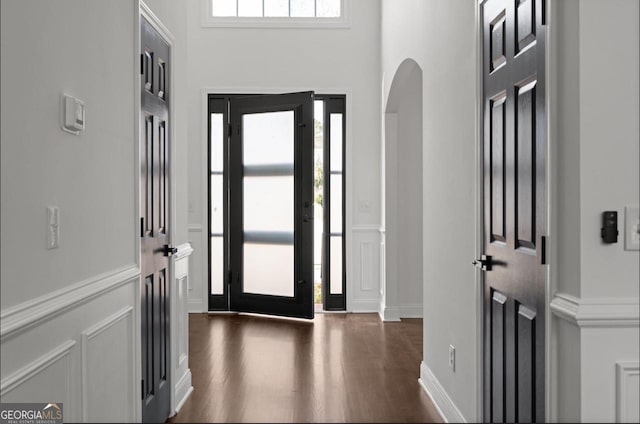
{"left": 351, "top": 225, "right": 380, "bottom": 233}
{"left": 379, "top": 303, "right": 400, "bottom": 322}
{"left": 474, "top": 2, "right": 485, "bottom": 421}
{"left": 0, "top": 340, "right": 76, "bottom": 397}
{"left": 201, "top": 0, "right": 351, "bottom": 29}
{"left": 81, "top": 307, "right": 135, "bottom": 423}
{"left": 188, "top": 224, "right": 203, "bottom": 233}
{"left": 174, "top": 242, "right": 194, "bottom": 261}
{"left": 550, "top": 293, "right": 640, "bottom": 327}
{"left": 399, "top": 303, "right": 423, "bottom": 318}
{"left": 616, "top": 362, "right": 640, "bottom": 423}
{"left": 0, "top": 266, "right": 140, "bottom": 343}
{"left": 419, "top": 361, "right": 467, "bottom": 423}
{"left": 349, "top": 299, "right": 380, "bottom": 313}
{"left": 173, "top": 369, "right": 194, "bottom": 415}
{"left": 133, "top": 2, "right": 142, "bottom": 421}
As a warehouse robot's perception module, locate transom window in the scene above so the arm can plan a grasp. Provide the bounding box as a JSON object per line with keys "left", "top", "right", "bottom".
{"left": 203, "top": 0, "right": 349, "bottom": 28}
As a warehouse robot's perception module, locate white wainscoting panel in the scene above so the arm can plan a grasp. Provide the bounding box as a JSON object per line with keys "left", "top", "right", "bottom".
{"left": 616, "top": 362, "right": 640, "bottom": 423}
{"left": 349, "top": 226, "right": 381, "bottom": 312}
{"left": 172, "top": 243, "right": 193, "bottom": 415}
{"left": 0, "top": 340, "right": 76, "bottom": 404}
{"left": 0, "top": 268, "right": 139, "bottom": 423}
{"left": 81, "top": 308, "right": 135, "bottom": 423}
{"left": 187, "top": 225, "right": 205, "bottom": 313}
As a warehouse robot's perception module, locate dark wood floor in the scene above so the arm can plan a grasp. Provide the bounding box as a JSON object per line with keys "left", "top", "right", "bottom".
{"left": 168, "top": 313, "right": 443, "bottom": 423}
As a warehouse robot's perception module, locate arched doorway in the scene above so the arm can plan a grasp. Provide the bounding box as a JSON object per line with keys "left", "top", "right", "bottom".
{"left": 381, "top": 59, "right": 423, "bottom": 321}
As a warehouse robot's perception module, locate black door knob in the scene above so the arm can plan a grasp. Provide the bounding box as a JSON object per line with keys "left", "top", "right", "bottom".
{"left": 472, "top": 255, "right": 493, "bottom": 271}
{"left": 163, "top": 245, "right": 178, "bottom": 257}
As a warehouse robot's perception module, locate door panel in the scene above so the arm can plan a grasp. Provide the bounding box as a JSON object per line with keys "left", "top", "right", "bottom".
{"left": 229, "top": 92, "right": 315, "bottom": 319}
{"left": 482, "top": 0, "right": 546, "bottom": 422}
{"left": 140, "top": 16, "right": 171, "bottom": 424}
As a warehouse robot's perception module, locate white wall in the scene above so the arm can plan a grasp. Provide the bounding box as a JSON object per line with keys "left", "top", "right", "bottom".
{"left": 381, "top": 0, "right": 479, "bottom": 420}
{"left": 0, "top": 0, "right": 136, "bottom": 310}
{"left": 550, "top": 0, "right": 640, "bottom": 422}
{"left": 185, "top": 0, "right": 382, "bottom": 312}
{"left": 396, "top": 67, "right": 423, "bottom": 316}
{"left": 382, "top": 59, "right": 423, "bottom": 320}
{"left": 0, "top": 1, "right": 192, "bottom": 420}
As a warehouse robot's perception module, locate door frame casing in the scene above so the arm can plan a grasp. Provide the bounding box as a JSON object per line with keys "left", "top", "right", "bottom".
{"left": 199, "top": 86, "right": 354, "bottom": 312}
{"left": 475, "top": 1, "right": 554, "bottom": 422}
{"left": 136, "top": 1, "right": 178, "bottom": 419}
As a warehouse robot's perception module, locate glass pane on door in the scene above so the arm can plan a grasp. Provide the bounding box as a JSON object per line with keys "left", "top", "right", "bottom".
{"left": 242, "top": 111, "right": 296, "bottom": 298}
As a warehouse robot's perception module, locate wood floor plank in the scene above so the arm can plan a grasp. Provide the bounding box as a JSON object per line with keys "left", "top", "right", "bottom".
{"left": 168, "top": 313, "right": 443, "bottom": 423}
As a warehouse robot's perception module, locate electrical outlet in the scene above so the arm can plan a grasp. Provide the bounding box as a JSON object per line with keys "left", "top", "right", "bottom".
{"left": 449, "top": 345, "right": 455, "bottom": 371}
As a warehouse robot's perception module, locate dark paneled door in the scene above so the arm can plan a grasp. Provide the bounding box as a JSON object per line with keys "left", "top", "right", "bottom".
{"left": 481, "top": 0, "right": 546, "bottom": 422}
{"left": 140, "top": 16, "right": 171, "bottom": 424}
{"left": 228, "top": 92, "right": 315, "bottom": 319}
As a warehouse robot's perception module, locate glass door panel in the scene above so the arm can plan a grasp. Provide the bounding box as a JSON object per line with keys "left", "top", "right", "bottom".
{"left": 229, "top": 92, "right": 314, "bottom": 319}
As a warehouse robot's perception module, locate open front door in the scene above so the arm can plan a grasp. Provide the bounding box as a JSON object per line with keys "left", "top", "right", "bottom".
{"left": 228, "top": 92, "right": 315, "bottom": 319}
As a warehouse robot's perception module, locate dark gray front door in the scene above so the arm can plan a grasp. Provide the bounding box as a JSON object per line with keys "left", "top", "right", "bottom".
{"left": 481, "top": 0, "right": 547, "bottom": 422}
{"left": 228, "top": 92, "right": 315, "bottom": 320}
{"left": 140, "top": 16, "right": 171, "bottom": 424}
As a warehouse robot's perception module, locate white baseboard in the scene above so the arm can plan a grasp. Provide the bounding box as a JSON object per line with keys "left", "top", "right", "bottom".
{"left": 419, "top": 361, "right": 466, "bottom": 423}
{"left": 350, "top": 299, "right": 380, "bottom": 313}
{"left": 188, "top": 299, "right": 205, "bottom": 314}
{"left": 400, "top": 303, "right": 423, "bottom": 318}
{"left": 379, "top": 302, "right": 401, "bottom": 322}
{"left": 173, "top": 369, "right": 193, "bottom": 415}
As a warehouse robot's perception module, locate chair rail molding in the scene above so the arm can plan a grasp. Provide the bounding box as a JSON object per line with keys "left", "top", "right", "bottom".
{"left": 0, "top": 266, "right": 140, "bottom": 342}
{"left": 550, "top": 293, "right": 640, "bottom": 328}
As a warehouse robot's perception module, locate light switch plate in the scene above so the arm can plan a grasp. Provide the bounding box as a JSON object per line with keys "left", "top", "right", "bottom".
{"left": 625, "top": 206, "right": 640, "bottom": 251}
{"left": 61, "top": 93, "right": 85, "bottom": 135}
{"left": 47, "top": 206, "right": 59, "bottom": 249}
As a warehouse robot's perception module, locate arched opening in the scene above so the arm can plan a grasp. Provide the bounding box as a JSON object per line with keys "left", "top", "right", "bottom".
{"left": 381, "top": 58, "right": 423, "bottom": 321}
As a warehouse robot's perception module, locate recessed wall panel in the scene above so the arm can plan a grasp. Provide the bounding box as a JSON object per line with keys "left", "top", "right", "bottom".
{"left": 516, "top": 80, "right": 536, "bottom": 249}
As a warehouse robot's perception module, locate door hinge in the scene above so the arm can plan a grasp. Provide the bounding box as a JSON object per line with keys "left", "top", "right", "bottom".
{"left": 141, "top": 379, "right": 144, "bottom": 400}
{"left": 140, "top": 53, "right": 144, "bottom": 75}
{"left": 541, "top": 236, "right": 548, "bottom": 265}
{"left": 227, "top": 270, "right": 233, "bottom": 285}
{"left": 228, "top": 124, "right": 232, "bottom": 137}
{"left": 140, "top": 217, "right": 144, "bottom": 238}
{"left": 542, "top": 0, "right": 547, "bottom": 25}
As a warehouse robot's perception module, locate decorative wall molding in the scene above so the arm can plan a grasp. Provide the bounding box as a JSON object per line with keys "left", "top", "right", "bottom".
{"left": 81, "top": 307, "right": 135, "bottom": 422}
{"left": 187, "top": 224, "right": 203, "bottom": 233}
{"left": 616, "top": 362, "right": 640, "bottom": 423}
{"left": 174, "top": 242, "right": 194, "bottom": 261}
{"left": 360, "top": 241, "right": 374, "bottom": 291}
{"left": 419, "top": 362, "right": 466, "bottom": 423}
{"left": 0, "top": 266, "right": 140, "bottom": 342}
{"left": 0, "top": 340, "right": 76, "bottom": 397}
{"left": 351, "top": 225, "right": 381, "bottom": 233}
{"left": 550, "top": 293, "right": 640, "bottom": 327}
